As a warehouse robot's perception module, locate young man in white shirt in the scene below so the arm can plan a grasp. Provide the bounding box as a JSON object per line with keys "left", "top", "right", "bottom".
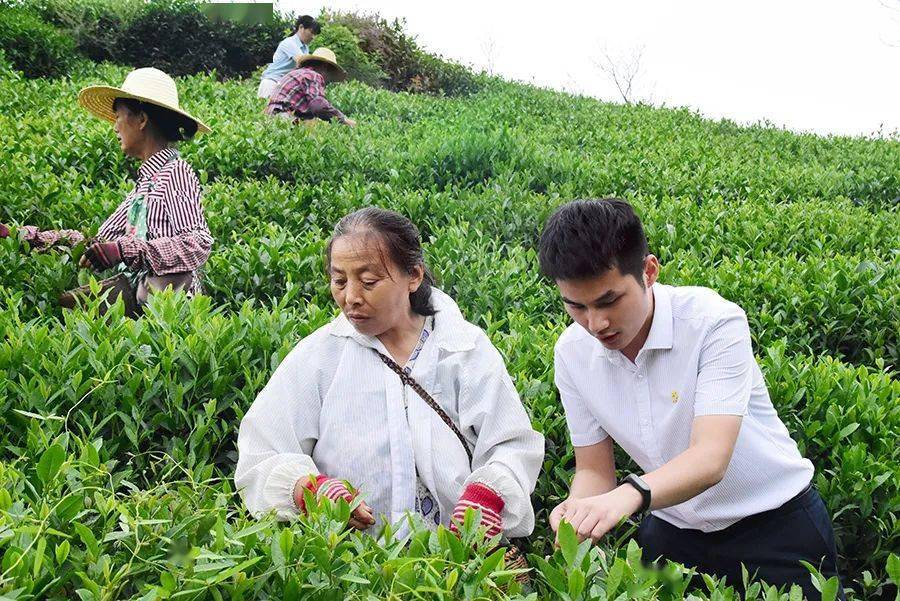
{"left": 539, "top": 198, "right": 844, "bottom": 599}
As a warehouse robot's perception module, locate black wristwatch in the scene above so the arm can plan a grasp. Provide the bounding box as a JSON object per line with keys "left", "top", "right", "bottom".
{"left": 623, "top": 473, "right": 652, "bottom": 513}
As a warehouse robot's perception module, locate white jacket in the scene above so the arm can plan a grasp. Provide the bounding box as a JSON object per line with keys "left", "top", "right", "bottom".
{"left": 235, "top": 288, "right": 545, "bottom": 537}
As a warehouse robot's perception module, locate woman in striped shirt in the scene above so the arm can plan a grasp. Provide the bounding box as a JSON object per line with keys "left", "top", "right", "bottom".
{"left": 236, "top": 208, "right": 544, "bottom": 542}
{"left": 0, "top": 68, "right": 213, "bottom": 317}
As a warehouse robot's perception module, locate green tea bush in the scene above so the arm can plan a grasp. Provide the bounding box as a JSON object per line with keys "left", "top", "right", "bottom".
{"left": 667, "top": 251, "right": 898, "bottom": 368}
{"left": 13, "top": 0, "right": 292, "bottom": 79}
{"left": 412, "top": 50, "right": 485, "bottom": 96}
{"left": 321, "top": 10, "right": 483, "bottom": 96}
{"left": 0, "top": 5, "right": 74, "bottom": 78}
{"left": 23, "top": 0, "right": 142, "bottom": 63}
{"left": 1, "top": 49, "right": 898, "bottom": 599}
{"left": 5, "top": 418, "right": 869, "bottom": 599}
{"left": 204, "top": 223, "right": 329, "bottom": 306}
{"left": 0, "top": 295, "right": 896, "bottom": 598}
{"left": 112, "top": 1, "right": 246, "bottom": 78}
{"left": 761, "top": 344, "right": 899, "bottom": 596}
{"left": 311, "top": 22, "right": 386, "bottom": 88}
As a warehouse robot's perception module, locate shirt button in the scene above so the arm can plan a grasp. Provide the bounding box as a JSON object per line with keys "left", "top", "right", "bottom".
{"left": 637, "top": 373, "right": 644, "bottom": 379}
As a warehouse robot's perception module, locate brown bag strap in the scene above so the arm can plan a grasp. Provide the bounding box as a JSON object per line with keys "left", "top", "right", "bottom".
{"left": 374, "top": 350, "right": 473, "bottom": 466}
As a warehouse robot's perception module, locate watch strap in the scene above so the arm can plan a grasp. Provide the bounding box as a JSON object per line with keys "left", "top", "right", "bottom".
{"left": 624, "top": 473, "right": 652, "bottom": 513}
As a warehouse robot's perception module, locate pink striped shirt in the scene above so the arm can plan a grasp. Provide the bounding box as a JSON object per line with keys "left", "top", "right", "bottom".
{"left": 23, "top": 148, "right": 213, "bottom": 292}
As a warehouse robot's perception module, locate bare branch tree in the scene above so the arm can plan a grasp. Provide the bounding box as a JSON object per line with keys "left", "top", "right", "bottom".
{"left": 480, "top": 35, "right": 498, "bottom": 75}
{"left": 878, "top": 0, "right": 900, "bottom": 46}
{"left": 592, "top": 45, "right": 646, "bottom": 105}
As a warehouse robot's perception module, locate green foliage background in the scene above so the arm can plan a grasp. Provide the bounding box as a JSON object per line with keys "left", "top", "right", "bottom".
{"left": 0, "top": 7, "right": 898, "bottom": 601}
{"left": 0, "top": 0, "right": 481, "bottom": 95}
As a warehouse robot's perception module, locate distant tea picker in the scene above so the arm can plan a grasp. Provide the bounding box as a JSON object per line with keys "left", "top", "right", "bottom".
{"left": 264, "top": 47, "right": 356, "bottom": 127}
{"left": 0, "top": 67, "right": 213, "bottom": 317}
{"left": 257, "top": 14, "right": 321, "bottom": 99}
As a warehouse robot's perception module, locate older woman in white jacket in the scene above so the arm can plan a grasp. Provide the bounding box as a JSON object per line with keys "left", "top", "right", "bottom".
{"left": 236, "top": 207, "right": 544, "bottom": 539}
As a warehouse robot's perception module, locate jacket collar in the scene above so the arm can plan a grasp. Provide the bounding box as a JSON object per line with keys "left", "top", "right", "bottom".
{"left": 329, "top": 288, "right": 478, "bottom": 352}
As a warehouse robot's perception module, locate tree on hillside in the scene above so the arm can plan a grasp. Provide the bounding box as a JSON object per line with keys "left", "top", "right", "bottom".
{"left": 480, "top": 34, "right": 498, "bottom": 75}
{"left": 880, "top": 0, "right": 900, "bottom": 46}
{"left": 592, "top": 44, "right": 651, "bottom": 105}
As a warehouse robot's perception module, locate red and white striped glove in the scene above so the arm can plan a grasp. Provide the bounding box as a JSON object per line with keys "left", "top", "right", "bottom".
{"left": 449, "top": 483, "right": 504, "bottom": 538}
{"left": 294, "top": 474, "right": 354, "bottom": 513}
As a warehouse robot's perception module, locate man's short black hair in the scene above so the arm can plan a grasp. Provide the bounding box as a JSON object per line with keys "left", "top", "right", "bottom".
{"left": 295, "top": 15, "right": 321, "bottom": 34}
{"left": 538, "top": 198, "right": 649, "bottom": 283}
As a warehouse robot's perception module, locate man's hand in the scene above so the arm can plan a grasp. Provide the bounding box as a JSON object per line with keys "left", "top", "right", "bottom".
{"left": 550, "top": 485, "right": 643, "bottom": 543}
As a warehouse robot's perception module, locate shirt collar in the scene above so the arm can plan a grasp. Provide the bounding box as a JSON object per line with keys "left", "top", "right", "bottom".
{"left": 137, "top": 147, "right": 178, "bottom": 181}
{"left": 595, "top": 283, "right": 673, "bottom": 363}
{"left": 329, "top": 288, "right": 478, "bottom": 353}
{"left": 642, "top": 283, "right": 673, "bottom": 351}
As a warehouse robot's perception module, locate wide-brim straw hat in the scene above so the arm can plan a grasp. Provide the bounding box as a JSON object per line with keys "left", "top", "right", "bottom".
{"left": 77, "top": 67, "right": 211, "bottom": 134}
{"left": 295, "top": 47, "right": 347, "bottom": 82}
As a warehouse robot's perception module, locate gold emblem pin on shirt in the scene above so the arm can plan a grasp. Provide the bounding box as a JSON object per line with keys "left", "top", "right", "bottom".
{"left": 671, "top": 391, "right": 679, "bottom": 403}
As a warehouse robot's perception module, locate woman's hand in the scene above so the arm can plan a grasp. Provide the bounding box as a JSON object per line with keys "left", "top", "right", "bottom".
{"left": 317, "top": 478, "right": 376, "bottom": 530}
{"left": 294, "top": 475, "right": 376, "bottom": 530}
{"left": 449, "top": 483, "right": 504, "bottom": 539}
{"left": 81, "top": 241, "right": 123, "bottom": 271}
{"left": 348, "top": 501, "right": 375, "bottom": 530}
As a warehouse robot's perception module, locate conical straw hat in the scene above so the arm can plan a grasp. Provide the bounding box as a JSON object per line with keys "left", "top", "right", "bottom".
{"left": 295, "top": 47, "right": 347, "bottom": 82}
{"left": 78, "top": 67, "right": 211, "bottom": 134}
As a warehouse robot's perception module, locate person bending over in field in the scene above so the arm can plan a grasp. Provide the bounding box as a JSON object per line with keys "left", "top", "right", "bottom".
{"left": 264, "top": 48, "right": 356, "bottom": 127}
{"left": 236, "top": 208, "right": 543, "bottom": 546}
{"left": 0, "top": 68, "right": 213, "bottom": 318}
{"left": 540, "top": 198, "right": 845, "bottom": 599}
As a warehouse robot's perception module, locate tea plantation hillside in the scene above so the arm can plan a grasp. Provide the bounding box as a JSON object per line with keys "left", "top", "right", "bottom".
{"left": 0, "top": 58, "right": 898, "bottom": 600}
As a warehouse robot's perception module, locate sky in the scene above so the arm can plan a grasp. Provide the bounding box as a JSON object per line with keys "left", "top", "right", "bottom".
{"left": 278, "top": 0, "right": 900, "bottom": 138}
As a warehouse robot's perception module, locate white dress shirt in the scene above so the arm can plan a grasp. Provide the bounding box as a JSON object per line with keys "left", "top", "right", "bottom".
{"left": 554, "top": 283, "right": 814, "bottom": 532}
{"left": 236, "top": 289, "right": 544, "bottom": 537}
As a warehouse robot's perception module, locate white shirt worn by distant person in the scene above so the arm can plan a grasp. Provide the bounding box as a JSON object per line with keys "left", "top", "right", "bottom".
{"left": 554, "top": 283, "right": 814, "bottom": 532}
{"left": 257, "top": 33, "right": 309, "bottom": 98}
{"left": 236, "top": 288, "right": 545, "bottom": 538}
